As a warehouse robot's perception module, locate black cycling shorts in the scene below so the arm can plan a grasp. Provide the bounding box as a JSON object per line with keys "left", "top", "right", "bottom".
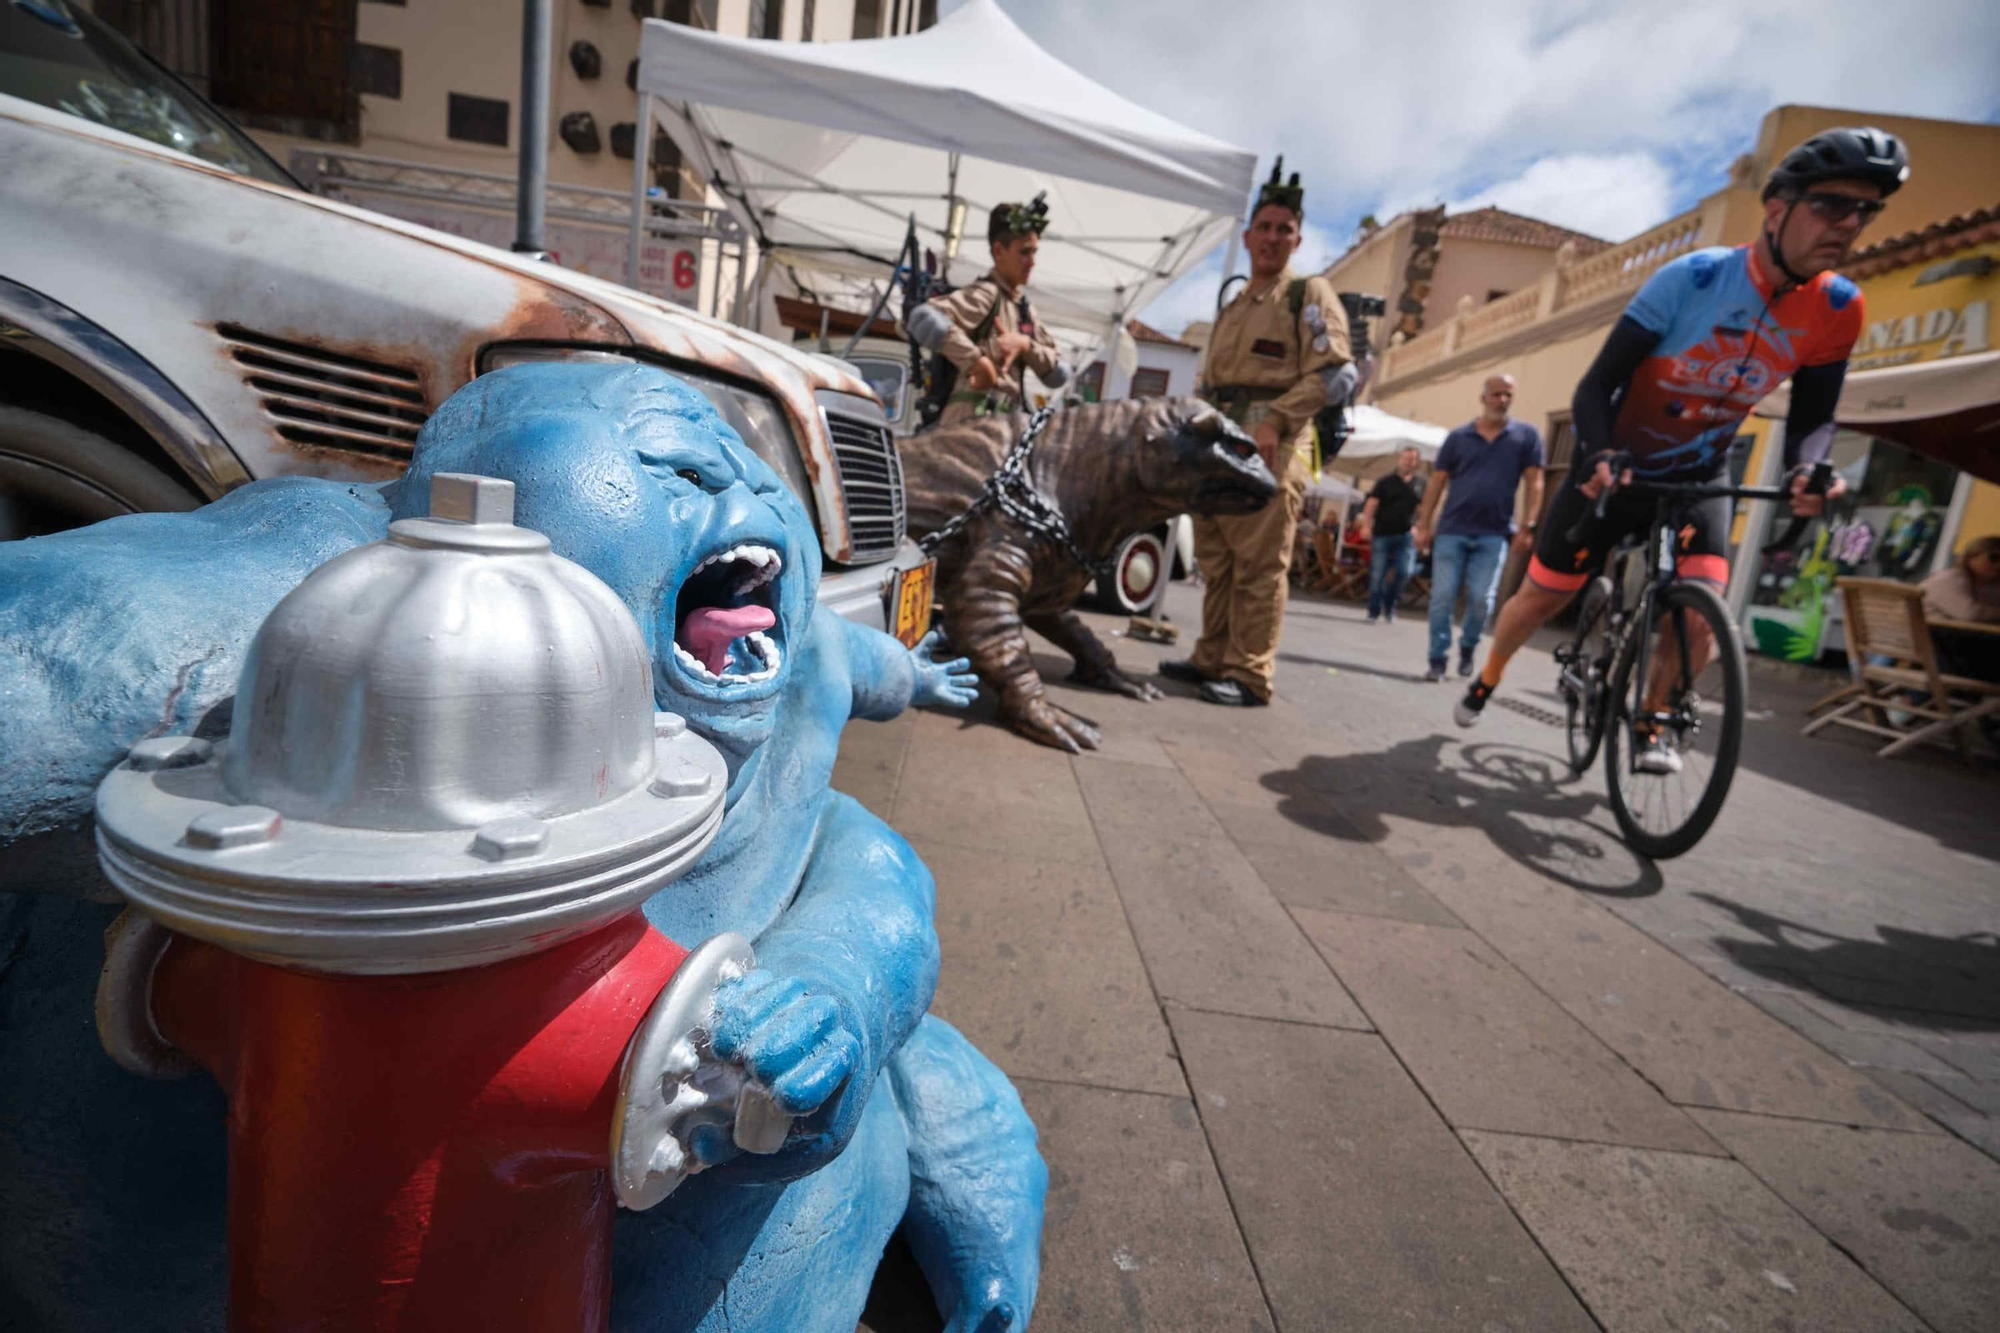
{"left": 1528, "top": 475, "right": 1733, "bottom": 592}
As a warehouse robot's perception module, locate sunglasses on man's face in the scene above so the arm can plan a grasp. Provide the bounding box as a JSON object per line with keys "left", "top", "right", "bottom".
{"left": 1800, "top": 192, "right": 1887, "bottom": 226}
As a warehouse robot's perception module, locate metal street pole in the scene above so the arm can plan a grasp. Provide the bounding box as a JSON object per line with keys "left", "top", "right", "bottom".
{"left": 514, "top": 0, "right": 552, "bottom": 256}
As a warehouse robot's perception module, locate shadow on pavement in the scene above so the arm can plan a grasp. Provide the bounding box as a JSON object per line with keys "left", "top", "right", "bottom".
{"left": 1727, "top": 668, "right": 2000, "bottom": 862}
{"left": 1264, "top": 735, "right": 1665, "bottom": 900}
{"left": 1278, "top": 651, "right": 1438, "bottom": 687}
{"left": 1694, "top": 893, "right": 2000, "bottom": 1032}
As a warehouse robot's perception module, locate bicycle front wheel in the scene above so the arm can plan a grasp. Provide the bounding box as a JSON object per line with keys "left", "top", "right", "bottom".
{"left": 1562, "top": 577, "right": 1615, "bottom": 774}
{"left": 1603, "top": 581, "right": 1746, "bottom": 859}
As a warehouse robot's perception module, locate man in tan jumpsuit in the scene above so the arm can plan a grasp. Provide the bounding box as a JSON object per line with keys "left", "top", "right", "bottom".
{"left": 908, "top": 196, "right": 1066, "bottom": 429}
{"left": 1161, "top": 159, "right": 1352, "bottom": 706}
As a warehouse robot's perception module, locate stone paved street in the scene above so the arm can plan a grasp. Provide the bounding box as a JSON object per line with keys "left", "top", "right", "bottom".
{"left": 848, "top": 581, "right": 2000, "bottom": 1333}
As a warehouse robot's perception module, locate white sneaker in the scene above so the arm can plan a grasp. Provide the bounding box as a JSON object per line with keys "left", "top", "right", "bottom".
{"left": 1633, "top": 729, "right": 1683, "bottom": 775}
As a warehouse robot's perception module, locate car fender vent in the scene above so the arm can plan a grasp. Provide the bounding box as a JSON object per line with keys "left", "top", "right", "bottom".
{"left": 218, "top": 324, "right": 428, "bottom": 460}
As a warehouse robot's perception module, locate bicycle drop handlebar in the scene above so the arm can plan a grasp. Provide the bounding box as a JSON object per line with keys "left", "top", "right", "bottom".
{"left": 1561, "top": 452, "right": 1834, "bottom": 555}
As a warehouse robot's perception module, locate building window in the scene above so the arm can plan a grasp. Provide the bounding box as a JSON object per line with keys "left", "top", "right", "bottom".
{"left": 748, "top": 0, "right": 783, "bottom": 38}
{"left": 852, "top": 0, "right": 881, "bottom": 38}
{"left": 662, "top": 0, "right": 708, "bottom": 24}
{"left": 447, "top": 93, "right": 510, "bottom": 147}
{"left": 800, "top": 0, "right": 815, "bottom": 39}
{"left": 1078, "top": 362, "right": 1105, "bottom": 403}
{"left": 1129, "top": 367, "right": 1170, "bottom": 399}
{"left": 351, "top": 43, "right": 402, "bottom": 99}
{"left": 918, "top": 0, "right": 937, "bottom": 29}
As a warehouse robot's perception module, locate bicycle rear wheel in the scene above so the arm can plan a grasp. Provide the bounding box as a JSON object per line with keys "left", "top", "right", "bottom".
{"left": 1561, "top": 577, "right": 1615, "bottom": 774}
{"left": 1603, "top": 581, "right": 1746, "bottom": 859}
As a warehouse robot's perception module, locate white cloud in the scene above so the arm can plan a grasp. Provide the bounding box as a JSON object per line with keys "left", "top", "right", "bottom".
{"left": 980, "top": 0, "right": 2000, "bottom": 231}
{"left": 1449, "top": 153, "right": 1679, "bottom": 243}
{"left": 959, "top": 0, "right": 2000, "bottom": 338}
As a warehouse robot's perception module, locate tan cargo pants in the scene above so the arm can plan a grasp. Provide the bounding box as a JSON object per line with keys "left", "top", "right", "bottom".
{"left": 1189, "top": 444, "right": 1309, "bottom": 702}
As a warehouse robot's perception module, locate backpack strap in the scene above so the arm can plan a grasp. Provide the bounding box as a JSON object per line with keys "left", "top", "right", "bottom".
{"left": 1286, "top": 278, "right": 1308, "bottom": 318}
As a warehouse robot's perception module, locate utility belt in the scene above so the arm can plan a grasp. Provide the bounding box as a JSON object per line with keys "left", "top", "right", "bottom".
{"left": 1204, "top": 384, "right": 1316, "bottom": 472}
{"left": 1203, "top": 384, "right": 1284, "bottom": 426}
{"left": 946, "top": 389, "right": 1019, "bottom": 416}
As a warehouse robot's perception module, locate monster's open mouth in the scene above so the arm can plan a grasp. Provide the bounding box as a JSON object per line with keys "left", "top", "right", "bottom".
{"left": 671, "top": 543, "right": 784, "bottom": 686}
{"left": 1196, "top": 476, "right": 1276, "bottom": 514}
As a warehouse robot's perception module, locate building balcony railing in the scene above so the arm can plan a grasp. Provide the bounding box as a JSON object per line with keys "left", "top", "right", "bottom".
{"left": 1376, "top": 198, "right": 1725, "bottom": 388}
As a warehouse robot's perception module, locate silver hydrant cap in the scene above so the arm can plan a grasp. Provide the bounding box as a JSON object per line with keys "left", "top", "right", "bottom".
{"left": 93, "top": 473, "right": 726, "bottom": 974}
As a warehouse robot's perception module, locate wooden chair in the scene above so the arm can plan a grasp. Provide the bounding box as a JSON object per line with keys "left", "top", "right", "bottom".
{"left": 1803, "top": 577, "right": 2000, "bottom": 762}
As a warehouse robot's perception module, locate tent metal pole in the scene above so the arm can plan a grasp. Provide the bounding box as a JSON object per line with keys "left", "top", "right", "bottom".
{"left": 943, "top": 152, "right": 960, "bottom": 283}
{"left": 732, "top": 233, "right": 751, "bottom": 324}
{"left": 514, "top": 0, "right": 552, "bottom": 255}
{"left": 628, "top": 89, "right": 654, "bottom": 289}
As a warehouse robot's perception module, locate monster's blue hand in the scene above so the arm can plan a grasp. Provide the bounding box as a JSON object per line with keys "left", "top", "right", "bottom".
{"left": 697, "top": 968, "right": 870, "bottom": 1180}
{"left": 910, "top": 626, "right": 978, "bottom": 709}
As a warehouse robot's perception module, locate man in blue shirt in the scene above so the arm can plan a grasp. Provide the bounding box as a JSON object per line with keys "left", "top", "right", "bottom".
{"left": 1412, "top": 374, "right": 1546, "bottom": 680}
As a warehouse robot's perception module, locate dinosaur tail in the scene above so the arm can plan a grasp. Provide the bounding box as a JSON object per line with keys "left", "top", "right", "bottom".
{"left": 887, "top": 1015, "right": 1047, "bottom": 1333}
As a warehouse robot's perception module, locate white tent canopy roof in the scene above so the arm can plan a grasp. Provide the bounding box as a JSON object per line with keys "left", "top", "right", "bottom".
{"left": 635, "top": 0, "right": 1256, "bottom": 341}
{"left": 1324, "top": 405, "right": 1450, "bottom": 481}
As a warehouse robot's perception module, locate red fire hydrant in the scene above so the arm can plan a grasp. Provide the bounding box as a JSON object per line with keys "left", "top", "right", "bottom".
{"left": 93, "top": 475, "right": 781, "bottom": 1331}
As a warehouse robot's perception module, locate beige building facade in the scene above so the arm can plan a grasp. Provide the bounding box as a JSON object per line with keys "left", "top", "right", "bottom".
{"left": 1367, "top": 105, "right": 2000, "bottom": 513}
{"left": 88, "top": 1, "right": 936, "bottom": 195}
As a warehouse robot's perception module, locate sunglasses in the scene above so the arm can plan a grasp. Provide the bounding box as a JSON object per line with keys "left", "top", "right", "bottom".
{"left": 1799, "top": 192, "right": 1886, "bottom": 225}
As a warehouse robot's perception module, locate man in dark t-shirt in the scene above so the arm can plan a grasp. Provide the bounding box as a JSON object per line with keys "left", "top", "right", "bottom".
{"left": 1356, "top": 445, "right": 1424, "bottom": 621}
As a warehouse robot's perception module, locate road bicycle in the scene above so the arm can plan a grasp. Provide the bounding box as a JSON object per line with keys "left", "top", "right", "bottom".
{"left": 1554, "top": 456, "right": 1829, "bottom": 859}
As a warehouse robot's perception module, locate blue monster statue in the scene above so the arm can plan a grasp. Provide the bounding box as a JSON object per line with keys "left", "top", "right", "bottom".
{"left": 0, "top": 363, "right": 1044, "bottom": 1332}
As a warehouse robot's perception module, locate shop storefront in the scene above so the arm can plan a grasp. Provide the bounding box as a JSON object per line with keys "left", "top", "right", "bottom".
{"left": 1725, "top": 209, "right": 2000, "bottom": 663}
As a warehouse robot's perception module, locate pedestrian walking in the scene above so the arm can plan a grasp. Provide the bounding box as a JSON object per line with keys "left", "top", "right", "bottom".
{"left": 1357, "top": 445, "right": 1424, "bottom": 622}
{"left": 1412, "top": 375, "right": 1544, "bottom": 681}
{"left": 1158, "top": 157, "right": 1354, "bottom": 706}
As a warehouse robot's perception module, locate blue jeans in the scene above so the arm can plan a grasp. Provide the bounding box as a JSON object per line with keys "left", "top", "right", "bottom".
{"left": 1428, "top": 532, "right": 1507, "bottom": 667}
{"left": 1367, "top": 531, "right": 1414, "bottom": 619}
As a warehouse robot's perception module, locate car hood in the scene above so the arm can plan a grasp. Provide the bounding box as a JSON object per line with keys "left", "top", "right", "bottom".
{"left": 0, "top": 94, "right": 876, "bottom": 407}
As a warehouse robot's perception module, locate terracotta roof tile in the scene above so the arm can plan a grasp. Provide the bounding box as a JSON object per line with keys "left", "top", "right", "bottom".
{"left": 1841, "top": 204, "right": 2000, "bottom": 279}
{"left": 1438, "top": 206, "right": 1611, "bottom": 253}
{"left": 1126, "top": 318, "right": 1194, "bottom": 347}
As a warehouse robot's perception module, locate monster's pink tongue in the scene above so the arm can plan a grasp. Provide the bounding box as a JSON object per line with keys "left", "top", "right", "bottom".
{"left": 680, "top": 604, "right": 777, "bottom": 675}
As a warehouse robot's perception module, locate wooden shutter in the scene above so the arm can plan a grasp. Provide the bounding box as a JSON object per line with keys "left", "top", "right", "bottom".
{"left": 210, "top": 0, "right": 353, "bottom": 130}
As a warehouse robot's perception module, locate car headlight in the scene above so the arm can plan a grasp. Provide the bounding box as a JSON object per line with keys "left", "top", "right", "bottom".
{"left": 478, "top": 345, "right": 817, "bottom": 509}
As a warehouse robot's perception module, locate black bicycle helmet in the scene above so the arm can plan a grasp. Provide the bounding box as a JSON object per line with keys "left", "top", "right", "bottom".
{"left": 1762, "top": 126, "right": 1910, "bottom": 200}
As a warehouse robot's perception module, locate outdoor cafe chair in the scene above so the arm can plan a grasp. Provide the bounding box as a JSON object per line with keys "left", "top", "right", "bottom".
{"left": 1802, "top": 577, "right": 2000, "bottom": 763}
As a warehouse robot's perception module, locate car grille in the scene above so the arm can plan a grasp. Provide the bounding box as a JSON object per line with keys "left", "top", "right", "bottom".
{"left": 220, "top": 324, "right": 428, "bottom": 460}
{"left": 824, "top": 409, "right": 905, "bottom": 563}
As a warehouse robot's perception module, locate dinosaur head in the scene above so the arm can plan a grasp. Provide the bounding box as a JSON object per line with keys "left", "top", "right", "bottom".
{"left": 1130, "top": 398, "right": 1278, "bottom": 517}
{"left": 391, "top": 362, "right": 820, "bottom": 778}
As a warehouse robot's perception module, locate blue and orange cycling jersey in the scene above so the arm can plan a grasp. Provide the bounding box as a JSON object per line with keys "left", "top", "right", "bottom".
{"left": 1610, "top": 245, "right": 1864, "bottom": 479}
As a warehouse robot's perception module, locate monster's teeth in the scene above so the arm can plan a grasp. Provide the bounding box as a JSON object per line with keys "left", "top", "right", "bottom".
{"left": 672, "top": 642, "right": 721, "bottom": 684}
{"left": 714, "top": 632, "right": 782, "bottom": 685}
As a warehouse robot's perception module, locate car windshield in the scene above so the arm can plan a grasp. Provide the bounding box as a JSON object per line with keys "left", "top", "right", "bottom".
{"left": 847, "top": 356, "right": 908, "bottom": 420}
{"left": 0, "top": 0, "right": 291, "bottom": 185}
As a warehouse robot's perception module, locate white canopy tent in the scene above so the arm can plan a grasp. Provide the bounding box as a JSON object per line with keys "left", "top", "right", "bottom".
{"left": 1324, "top": 405, "right": 1450, "bottom": 482}
{"left": 629, "top": 0, "right": 1257, "bottom": 358}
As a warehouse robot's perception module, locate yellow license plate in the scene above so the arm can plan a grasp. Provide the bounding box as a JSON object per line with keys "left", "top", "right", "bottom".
{"left": 892, "top": 560, "right": 935, "bottom": 648}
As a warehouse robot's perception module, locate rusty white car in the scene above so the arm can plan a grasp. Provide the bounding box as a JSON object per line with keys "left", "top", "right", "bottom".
{"left": 0, "top": 2, "right": 929, "bottom": 640}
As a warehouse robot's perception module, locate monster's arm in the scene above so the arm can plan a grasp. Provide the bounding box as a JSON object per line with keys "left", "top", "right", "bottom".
{"left": 839, "top": 616, "right": 977, "bottom": 721}
{"left": 708, "top": 801, "right": 942, "bottom": 1182}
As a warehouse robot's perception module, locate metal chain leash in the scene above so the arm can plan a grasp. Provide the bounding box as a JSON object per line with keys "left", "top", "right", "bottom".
{"left": 917, "top": 406, "right": 1113, "bottom": 579}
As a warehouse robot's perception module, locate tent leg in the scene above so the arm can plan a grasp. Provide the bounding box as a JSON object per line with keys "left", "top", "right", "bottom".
{"left": 628, "top": 90, "right": 655, "bottom": 290}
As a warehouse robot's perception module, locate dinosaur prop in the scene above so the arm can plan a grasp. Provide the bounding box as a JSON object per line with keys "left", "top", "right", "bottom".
{"left": 902, "top": 396, "right": 1276, "bottom": 751}
{"left": 0, "top": 364, "right": 1039, "bottom": 1333}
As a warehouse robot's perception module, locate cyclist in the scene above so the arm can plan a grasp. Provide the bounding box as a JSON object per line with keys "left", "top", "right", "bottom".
{"left": 1453, "top": 127, "right": 1909, "bottom": 772}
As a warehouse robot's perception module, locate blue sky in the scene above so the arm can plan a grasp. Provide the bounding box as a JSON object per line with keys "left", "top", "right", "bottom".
{"left": 945, "top": 0, "right": 2000, "bottom": 337}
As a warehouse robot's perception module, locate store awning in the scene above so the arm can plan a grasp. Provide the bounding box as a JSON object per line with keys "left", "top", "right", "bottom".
{"left": 633, "top": 0, "right": 1256, "bottom": 348}
{"left": 1755, "top": 350, "right": 2000, "bottom": 485}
